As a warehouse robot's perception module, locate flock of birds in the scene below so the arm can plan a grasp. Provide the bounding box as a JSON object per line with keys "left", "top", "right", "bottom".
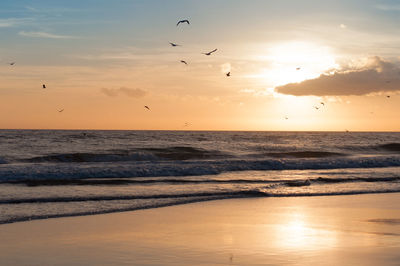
{"left": 3, "top": 18, "right": 395, "bottom": 129}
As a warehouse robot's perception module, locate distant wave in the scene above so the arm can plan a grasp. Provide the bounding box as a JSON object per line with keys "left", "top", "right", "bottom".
{"left": 20, "top": 146, "right": 229, "bottom": 163}
{"left": 377, "top": 143, "right": 400, "bottom": 152}
{"left": 265, "top": 151, "right": 345, "bottom": 158}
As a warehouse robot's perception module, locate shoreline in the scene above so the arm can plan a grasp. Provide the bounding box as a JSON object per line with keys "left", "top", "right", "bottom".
{"left": 1, "top": 193, "right": 400, "bottom": 265}
{"left": 2, "top": 190, "right": 400, "bottom": 225}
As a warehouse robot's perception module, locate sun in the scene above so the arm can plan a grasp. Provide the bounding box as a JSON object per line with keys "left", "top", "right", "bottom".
{"left": 255, "top": 41, "right": 338, "bottom": 87}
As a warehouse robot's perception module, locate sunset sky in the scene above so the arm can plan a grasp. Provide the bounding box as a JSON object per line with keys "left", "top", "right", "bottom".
{"left": 1, "top": 0, "right": 399, "bottom": 131}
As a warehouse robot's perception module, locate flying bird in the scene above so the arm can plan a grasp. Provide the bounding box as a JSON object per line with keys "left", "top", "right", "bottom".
{"left": 58, "top": 109, "right": 64, "bottom": 113}
{"left": 202, "top": 49, "right": 217, "bottom": 56}
{"left": 169, "top": 42, "right": 181, "bottom": 47}
{"left": 180, "top": 60, "right": 188, "bottom": 65}
{"left": 8, "top": 62, "right": 15, "bottom": 66}
{"left": 226, "top": 72, "right": 231, "bottom": 77}
{"left": 314, "top": 106, "right": 320, "bottom": 110}
{"left": 176, "top": 19, "right": 190, "bottom": 26}
{"left": 144, "top": 106, "right": 150, "bottom": 110}
{"left": 42, "top": 84, "right": 46, "bottom": 89}
{"left": 296, "top": 67, "right": 301, "bottom": 70}
{"left": 320, "top": 102, "right": 325, "bottom": 106}
{"left": 387, "top": 95, "right": 391, "bottom": 98}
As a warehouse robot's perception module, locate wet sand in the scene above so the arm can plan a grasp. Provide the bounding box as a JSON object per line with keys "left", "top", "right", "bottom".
{"left": 1, "top": 193, "right": 400, "bottom": 265}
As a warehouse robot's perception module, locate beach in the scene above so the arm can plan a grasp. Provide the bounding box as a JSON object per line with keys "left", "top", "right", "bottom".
{"left": 1, "top": 193, "right": 400, "bottom": 265}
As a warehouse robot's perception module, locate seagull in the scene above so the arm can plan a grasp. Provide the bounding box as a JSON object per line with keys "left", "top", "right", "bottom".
{"left": 202, "top": 49, "right": 217, "bottom": 56}
{"left": 226, "top": 72, "right": 231, "bottom": 77}
{"left": 58, "top": 109, "right": 64, "bottom": 113}
{"left": 169, "top": 42, "right": 181, "bottom": 47}
{"left": 180, "top": 60, "right": 188, "bottom": 65}
{"left": 320, "top": 102, "right": 325, "bottom": 106}
{"left": 177, "top": 19, "right": 190, "bottom": 26}
{"left": 296, "top": 67, "right": 301, "bottom": 70}
{"left": 42, "top": 84, "right": 46, "bottom": 89}
{"left": 144, "top": 105, "right": 150, "bottom": 110}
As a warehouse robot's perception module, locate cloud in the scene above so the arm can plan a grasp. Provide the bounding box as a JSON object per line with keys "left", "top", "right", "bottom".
{"left": 18, "top": 31, "right": 77, "bottom": 39}
{"left": 0, "top": 18, "right": 32, "bottom": 28}
{"left": 275, "top": 57, "right": 400, "bottom": 96}
{"left": 101, "top": 87, "right": 147, "bottom": 98}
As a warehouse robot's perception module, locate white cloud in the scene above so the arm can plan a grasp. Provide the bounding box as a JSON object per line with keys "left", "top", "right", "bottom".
{"left": 18, "top": 31, "right": 77, "bottom": 39}
{"left": 0, "top": 18, "right": 32, "bottom": 28}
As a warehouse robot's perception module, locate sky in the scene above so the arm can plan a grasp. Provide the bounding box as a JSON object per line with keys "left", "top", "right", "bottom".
{"left": 0, "top": 0, "right": 400, "bottom": 131}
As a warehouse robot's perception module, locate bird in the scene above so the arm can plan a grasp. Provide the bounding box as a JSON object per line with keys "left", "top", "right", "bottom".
{"left": 42, "top": 84, "right": 46, "bottom": 89}
{"left": 169, "top": 42, "right": 180, "bottom": 47}
{"left": 226, "top": 72, "right": 231, "bottom": 77}
{"left": 387, "top": 95, "right": 391, "bottom": 98}
{"left": 8, "top": 62, "right": 15, "bottom": 66}
{"left": 314, "top": 106, "right": 320, "bottom": 110}
{"left": 58, "top": 109, "right": 64, "bottom": 113}
{"left": 202, "top": 49, "right": 217, "bottom": 56}
{"left": 176, "top": 19, "right": 190, "bottom": 26}
{"left": 296, "top": 67, "right": 301, "bottom": 70}
{"left": 180, "top": 60, "right": 188, "bottom": 65}
{"left": 144, "top": 106, "right": 150, "bottom": 110}
{"left": 320, "top": 102, "right": 325, "bottom": 106}
{"left": 285, "top": 116, "right": 289, "bottom": 120}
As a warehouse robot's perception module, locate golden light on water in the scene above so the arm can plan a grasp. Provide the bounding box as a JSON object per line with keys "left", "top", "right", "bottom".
{"left": 275, "top": 210, "right": 338, "bottom": 250}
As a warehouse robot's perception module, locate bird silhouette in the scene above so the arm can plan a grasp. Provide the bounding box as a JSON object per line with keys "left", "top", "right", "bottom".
{"left": 177, "top": 19, "right": 190, "bottom": 26}
{"left": 169, "top": 42, "right": 180, "bottom": 47}
{"left": 387, "top": 95, "right": 391, "bottom": 98}
{"left": 42, "top": 84, "right": 46, "bottom": 89}
{"left": 144, "top": 106, "right": 150, "bottom": 110}
{"left": 320, "top": 102, "right": 325, "bottom": 106}
{"left": 226, "top": 72, "right": 231, "bottom": 77}
{"left": 202, "top": 49, "right": 217, "bottom": 56}
{"left": 58, "top": 109, "right": 64, "bottom": 113}
{"left": 180, "top": 60, "right": 188, "bottom": 65}
{"left": 314, "top": 106, "right": 320, "bottom": 110}
{"left": 8, "top": 62, "right": 15, "bottom": 66}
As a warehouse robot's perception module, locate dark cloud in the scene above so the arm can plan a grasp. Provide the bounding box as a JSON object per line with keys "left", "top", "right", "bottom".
{"left": 101, "top": 87, "right": 147, "bottom": 98}
{"left": 275, "top": 57, "right": 400, "bottom": 96}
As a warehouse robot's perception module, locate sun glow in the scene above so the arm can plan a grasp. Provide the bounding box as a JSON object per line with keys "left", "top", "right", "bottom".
{"left": 255, "top": 42, "right": 338, "bottom": 87}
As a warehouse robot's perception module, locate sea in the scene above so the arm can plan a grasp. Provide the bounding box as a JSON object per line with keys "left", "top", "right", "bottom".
{"left": 0, "top": 130, "right": 399, "bottom": 224}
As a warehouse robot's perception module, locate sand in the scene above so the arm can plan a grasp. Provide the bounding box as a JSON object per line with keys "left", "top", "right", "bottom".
{"left": 1, "top": 193, "right": 400, "bottom": 265}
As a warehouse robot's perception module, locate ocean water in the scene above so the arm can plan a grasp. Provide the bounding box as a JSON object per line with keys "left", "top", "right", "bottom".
{"left": 0, "top": 130, "right": 399, "bottom": 224}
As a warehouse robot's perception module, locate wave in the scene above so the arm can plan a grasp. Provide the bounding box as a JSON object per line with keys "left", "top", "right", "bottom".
{"left": 20, "top": 146, "right": 229, "bottom": 163}
{"left": 7, "top": 174, "right": 400, "bottom": 186}
{"left": 264, "top": 151, "right": 345, "bottom": 158}
{"left": 377, "top": 143, "right": 400, "bottom": 152}
{"left": 2, "top": 155, "right": 400, "bottom": 182}
{"left": 2, "top": 188, "right": 400, "bottom": 225}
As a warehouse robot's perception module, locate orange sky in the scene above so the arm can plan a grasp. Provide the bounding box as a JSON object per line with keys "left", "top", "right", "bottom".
{"left": 0, "top": 0, "right": 399, "bottom": 131}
